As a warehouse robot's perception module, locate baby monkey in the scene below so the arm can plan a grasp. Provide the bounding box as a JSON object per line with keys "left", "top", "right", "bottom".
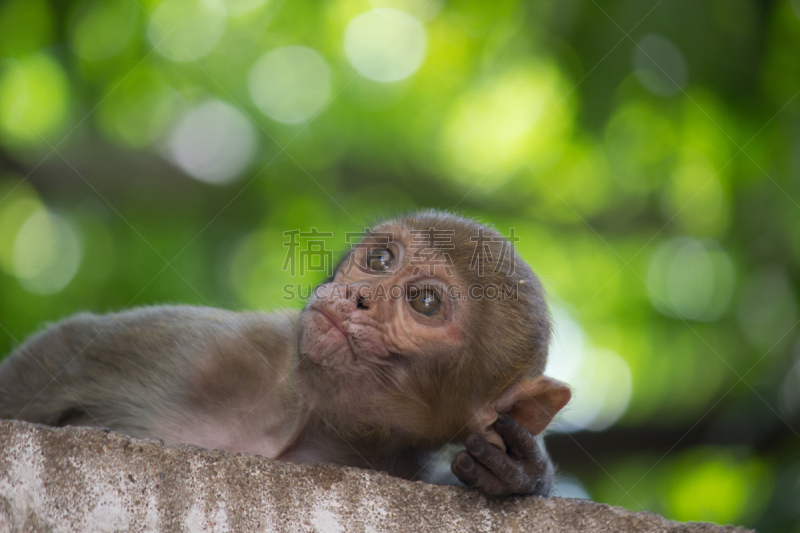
{"left": 0, "top": 210, "right": 570, "bottom": 497}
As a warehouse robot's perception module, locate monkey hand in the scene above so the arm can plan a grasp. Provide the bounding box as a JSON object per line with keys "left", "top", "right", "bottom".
{"left": 451, "top": 413, "right": 554, "bottom": 497}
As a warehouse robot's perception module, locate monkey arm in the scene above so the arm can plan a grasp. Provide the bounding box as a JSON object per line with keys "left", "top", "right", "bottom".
{"left": 0, "top": 307, "right": 219, "bottom": 434}
{"left": 450, "top": 414, "right": 556, "bottom": 497}
{"left": 0, "top": 306, "right": 301, "bottom": 454}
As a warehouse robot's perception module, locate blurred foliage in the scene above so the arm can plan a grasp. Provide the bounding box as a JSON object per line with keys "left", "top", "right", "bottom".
{"left": 0, "top": 0, "right": 799, "bottom": 530}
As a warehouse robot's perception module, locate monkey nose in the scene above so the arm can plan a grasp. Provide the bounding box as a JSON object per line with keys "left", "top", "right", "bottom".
{"left": 346, "top": 282, "right": 371, "bottom": 310}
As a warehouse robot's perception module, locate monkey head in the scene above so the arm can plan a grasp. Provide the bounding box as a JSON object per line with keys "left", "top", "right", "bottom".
{"left": 298, "top": 211, "right": 570, "bottom": 451}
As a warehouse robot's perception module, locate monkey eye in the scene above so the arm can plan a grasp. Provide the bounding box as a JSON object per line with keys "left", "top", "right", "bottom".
{"left": 407, "top": 285, "right": 442, "bottom": 316}
{"left": 367, "top": 248, "right": 394, "bottom": 271}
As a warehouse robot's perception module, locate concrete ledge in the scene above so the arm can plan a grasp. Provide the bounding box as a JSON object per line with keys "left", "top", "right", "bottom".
{"left": 0, "top": 420, "right": 752, "bottom": 532}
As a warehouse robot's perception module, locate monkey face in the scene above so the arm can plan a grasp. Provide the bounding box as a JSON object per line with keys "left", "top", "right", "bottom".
{"left": 298, "top": 222, "right": 469, "bottom": 405}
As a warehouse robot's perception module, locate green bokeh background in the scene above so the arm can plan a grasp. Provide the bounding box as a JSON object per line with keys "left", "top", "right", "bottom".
{"left": 0, "top": 0, "right": 799, "bottom": 530}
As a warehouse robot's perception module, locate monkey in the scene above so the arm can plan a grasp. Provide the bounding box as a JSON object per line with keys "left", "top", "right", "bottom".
{"left": 0, "top": 210, "right": 571, "bottom": 497}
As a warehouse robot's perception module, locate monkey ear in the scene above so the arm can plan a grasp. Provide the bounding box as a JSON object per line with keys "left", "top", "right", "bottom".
{"left": 474, "top": 376, "right": 571, "bottom": 451}
{"left": 496, "top": 376, "right": 571, "bottom": 436}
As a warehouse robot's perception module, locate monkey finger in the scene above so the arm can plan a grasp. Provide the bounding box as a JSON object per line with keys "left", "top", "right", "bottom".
{"left": 451, "top": 450, "right": 507, "bottom": 496}
{"left": 464, "top": 433, "right": 528, "bottom": 492}
{"left": 494, "top": 413, "right": 537, "bottom": 460}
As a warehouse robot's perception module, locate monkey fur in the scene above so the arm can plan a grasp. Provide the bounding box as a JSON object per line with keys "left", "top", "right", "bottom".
{"left": 0, "top": 211, "right": 570, "bottom": 497}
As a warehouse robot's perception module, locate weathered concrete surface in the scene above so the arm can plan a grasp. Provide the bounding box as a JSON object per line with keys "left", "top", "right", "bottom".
{"left": 0, "top": 420, "right": 752, "bottom": 533}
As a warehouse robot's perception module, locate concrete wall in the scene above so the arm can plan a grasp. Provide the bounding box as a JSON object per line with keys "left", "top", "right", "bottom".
{"left": 0, "top": 420, "right": 752, "bottom": 533}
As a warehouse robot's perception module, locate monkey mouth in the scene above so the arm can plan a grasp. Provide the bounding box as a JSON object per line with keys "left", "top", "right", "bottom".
{"left": 314, "top": 309, "right": 348, "bottom": 338}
